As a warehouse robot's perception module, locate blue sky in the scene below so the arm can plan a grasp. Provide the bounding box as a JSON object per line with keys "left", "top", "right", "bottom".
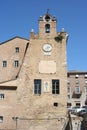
{"left": 0, "top": 0, "right": 87, "bottom": 71}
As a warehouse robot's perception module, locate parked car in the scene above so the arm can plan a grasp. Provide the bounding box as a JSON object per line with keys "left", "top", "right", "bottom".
{"left": 75, "top": 107, "right": 86, "bottom": 113}
{"left": 81, "top": 105, "right": 87, "bottom": 109}
{"left": 68, "top": 106, "right": 80, "bottom": 114}
{"left": 76, "top": 109, "right": 87, "bottom": 116}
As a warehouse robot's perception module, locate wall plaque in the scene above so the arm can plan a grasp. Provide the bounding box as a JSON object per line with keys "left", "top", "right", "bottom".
{"left": 39, "top": 60, "right": 56, "bottom": 73}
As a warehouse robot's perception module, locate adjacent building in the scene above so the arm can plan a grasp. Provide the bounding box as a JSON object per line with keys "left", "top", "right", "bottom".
{"left": 0, "top": 12, "right": 69, "bottom": 130}
{"left": 67, "top": 71, "right": 87, "bottom": 107}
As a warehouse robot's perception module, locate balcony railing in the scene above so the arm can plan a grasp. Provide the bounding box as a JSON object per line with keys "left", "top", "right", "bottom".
{"left": 72, "top": 90, "right": 82, "bottom": 98}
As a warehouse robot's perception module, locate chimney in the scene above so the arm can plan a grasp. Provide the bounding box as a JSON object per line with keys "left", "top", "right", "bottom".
{"left": 30, "top": 29, "right": 34, "bottom": 38}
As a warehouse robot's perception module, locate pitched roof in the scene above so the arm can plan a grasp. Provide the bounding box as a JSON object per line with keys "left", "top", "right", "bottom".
{"left": 0, "top": 36, "right": 29, "bottom": 45}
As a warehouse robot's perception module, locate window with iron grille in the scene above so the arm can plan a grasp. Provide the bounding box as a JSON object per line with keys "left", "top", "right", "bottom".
{"left": 52, "top": 80, "right": 60, "bottom": 94}
{"left": 67, "top": 94, "right": 70, "bottom": 99}
{"left": 0, "top": 116, "right": 3, "bottom": 123}
{"left": 45, "top": 24, "right": 50, "bottom": 33}
{"left": 15, "top": 47, "right": 19, "bottom": 53}
{"left": 67, "top": 86, "right": 70, "bottom": 93}
{"left": 14, "top": 60, "right": 19, "bottom": 67}
{"left": 75, "top": 86, "right": 80, "bottom": 93}
{"left": 54, "top": 102, "right": 58, "bottom": 107}
{"left": 2, "top": 61, "right": 7, "bottom": 67}
{"left": 0, "top": 94, "right": 4, "bottom": 99}
{"left": 85, "top": 86, "right": 87, "bottom": 93}
{"left": 34, "top": 79, "right": 41, "bottom": 94}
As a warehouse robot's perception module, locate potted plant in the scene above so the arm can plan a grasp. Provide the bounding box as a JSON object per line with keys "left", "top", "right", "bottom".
{"left": 54, "top": 34, "right": 63, "bottom": 42}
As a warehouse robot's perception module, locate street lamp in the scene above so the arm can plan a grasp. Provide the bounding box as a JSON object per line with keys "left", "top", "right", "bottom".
{"left": 12, "top": 117, "right": 18, "bottom": 130}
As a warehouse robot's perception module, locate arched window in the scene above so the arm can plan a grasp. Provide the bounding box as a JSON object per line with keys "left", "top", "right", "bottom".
{"left": 45, "top": 15, "right": 50, "bottom": 22}
{"left": 45, "top": 24, "right": 50, "bottom": 33}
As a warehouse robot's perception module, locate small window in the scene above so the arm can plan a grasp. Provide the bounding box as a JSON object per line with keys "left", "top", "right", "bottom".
{"left": 67, "top": 86, "right": 70, "bottom": 93}
{"left": 14, "top": 60, "right": 19, "bottom": 67}
{"left": 54, "top": 102, "right": 58, "bottom": 107}
{"left": 76, "top": 80, "right": 79, "bottom": 84}
{"left": 2, "top": 61, "right": 7, "bottom": 67}
{"left": 85, "top": 86, "right": 87, "bottom": 93}
{"left": 0, "top": 94, "right": 4, "bottom": 99}
{"left": 45, "top": 24, "right": 50, "bottom": 33}
{"left": 67, "top": 94, "right": 70, "bottom": 99}
{"left": 67, "top": 80, "right": 70, "bottom": 85}
{"left": 85, "top": 80, "right": 87, "bottom": 84}
{"left": 34, "top": 79, "right": 41, "bottom": 95}
{"left": 0, "top": 116, "right": 3, "bottom": 123}
{"left": 15, "top": 47, "right": 19, "bottom": 53}
{"left": 67, "top": 103, "right": 72, "bottom": 108}
{"left": 84, "top": 74, "right": 87, "bottom": 78}
{"left": 52, "top": 80, "right": 60, "bottom": 94}
{"left": 75, "top": 74, "right": 79, "bottom": 78}
{"left": 76, "top": 103, "right": 80, "bottom": 107}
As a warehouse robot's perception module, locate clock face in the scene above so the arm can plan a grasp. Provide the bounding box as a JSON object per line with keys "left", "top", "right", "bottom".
{"left": 43, "top": 44, "right": 52, "bottom": 52}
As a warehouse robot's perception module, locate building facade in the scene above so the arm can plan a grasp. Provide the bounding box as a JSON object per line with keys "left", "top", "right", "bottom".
{"left": 0, "top": 12, "right": 69, "bottom": 130}
{"left": 0, "top": 37, "right": 29, "bottom": 82}
{"left": 67, "top": 71, "right": 87, "bottom": 107}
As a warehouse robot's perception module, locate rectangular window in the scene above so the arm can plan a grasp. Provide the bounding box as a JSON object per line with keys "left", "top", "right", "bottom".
{"left": 75, "top": 74, "right": 79, "bottom": 78}
{"left": 2, "top": 61, "right": 7, "bottom": 67}
{"left": 76, "top": 80, "right": 79, "bottom": 84}
{"left": 0, "top": 116, "right": 3, "bottom": 123}
{"left": 76, "top": 103, "right": 80, "bottom": 107}
{"left": 85, "top": 86, "right": 87, "bottom": 93}
{"left": 67, "top": 86, "right": 70, "bottom": 93}
{"left": 67, "top": 103, "right": 72, "bottom": 108}
{"left": 86, "top": 95, "right": 87, "bottom": 99}
{"left": 52, "top": 80, "right": 59, "bottom": 94}
{"left": 67, "top": 94, "right": 70, "bottom": 99}
{"left": 67, "top": 80, "right": 70, "bottom": 85}
{"left": 85, "top": 74, "right": 87, "bottom": 78}
{"left": 34, "top": 79, "right": 41, "bottom": 94}
{"left": 75, "top": 86, "right": 80, "bottom": 93}
{"left": 14, "top": 60, "right": 19, "bottom": 67}
{"left": 15, "top": 47, "right": 19, "bottom": 53}
{"left": 0, "top": 94, "right": 4, "bottom": 99}
{"left": 85, "top": 80, "right": 87, "bottom": 84}
{"left": 54, "top": 102, "right": 58, "bottom": 107}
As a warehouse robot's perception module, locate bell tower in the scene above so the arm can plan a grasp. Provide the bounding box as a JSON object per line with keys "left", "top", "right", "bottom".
{"left": 38, "top": 11, "right": 57, "bottom": 38}
{"left": 28, "top": 11, "right": 69, "bottom": 116}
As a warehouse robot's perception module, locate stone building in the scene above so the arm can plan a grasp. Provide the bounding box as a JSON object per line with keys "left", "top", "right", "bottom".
{"left": 67, "top": 71, "right": 87, "bottom": 108}
{"left": 0, "top": 12, "right": 69, "bottom": 130}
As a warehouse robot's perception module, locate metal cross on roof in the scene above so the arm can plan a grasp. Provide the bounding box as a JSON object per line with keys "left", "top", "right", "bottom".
{"left": 47, "top": 9, "right": 50, "bottom": 14}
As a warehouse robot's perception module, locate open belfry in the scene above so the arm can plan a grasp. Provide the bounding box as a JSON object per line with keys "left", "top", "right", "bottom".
{"left": 0, "top": 11, "right": 69, "bottom": 130}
